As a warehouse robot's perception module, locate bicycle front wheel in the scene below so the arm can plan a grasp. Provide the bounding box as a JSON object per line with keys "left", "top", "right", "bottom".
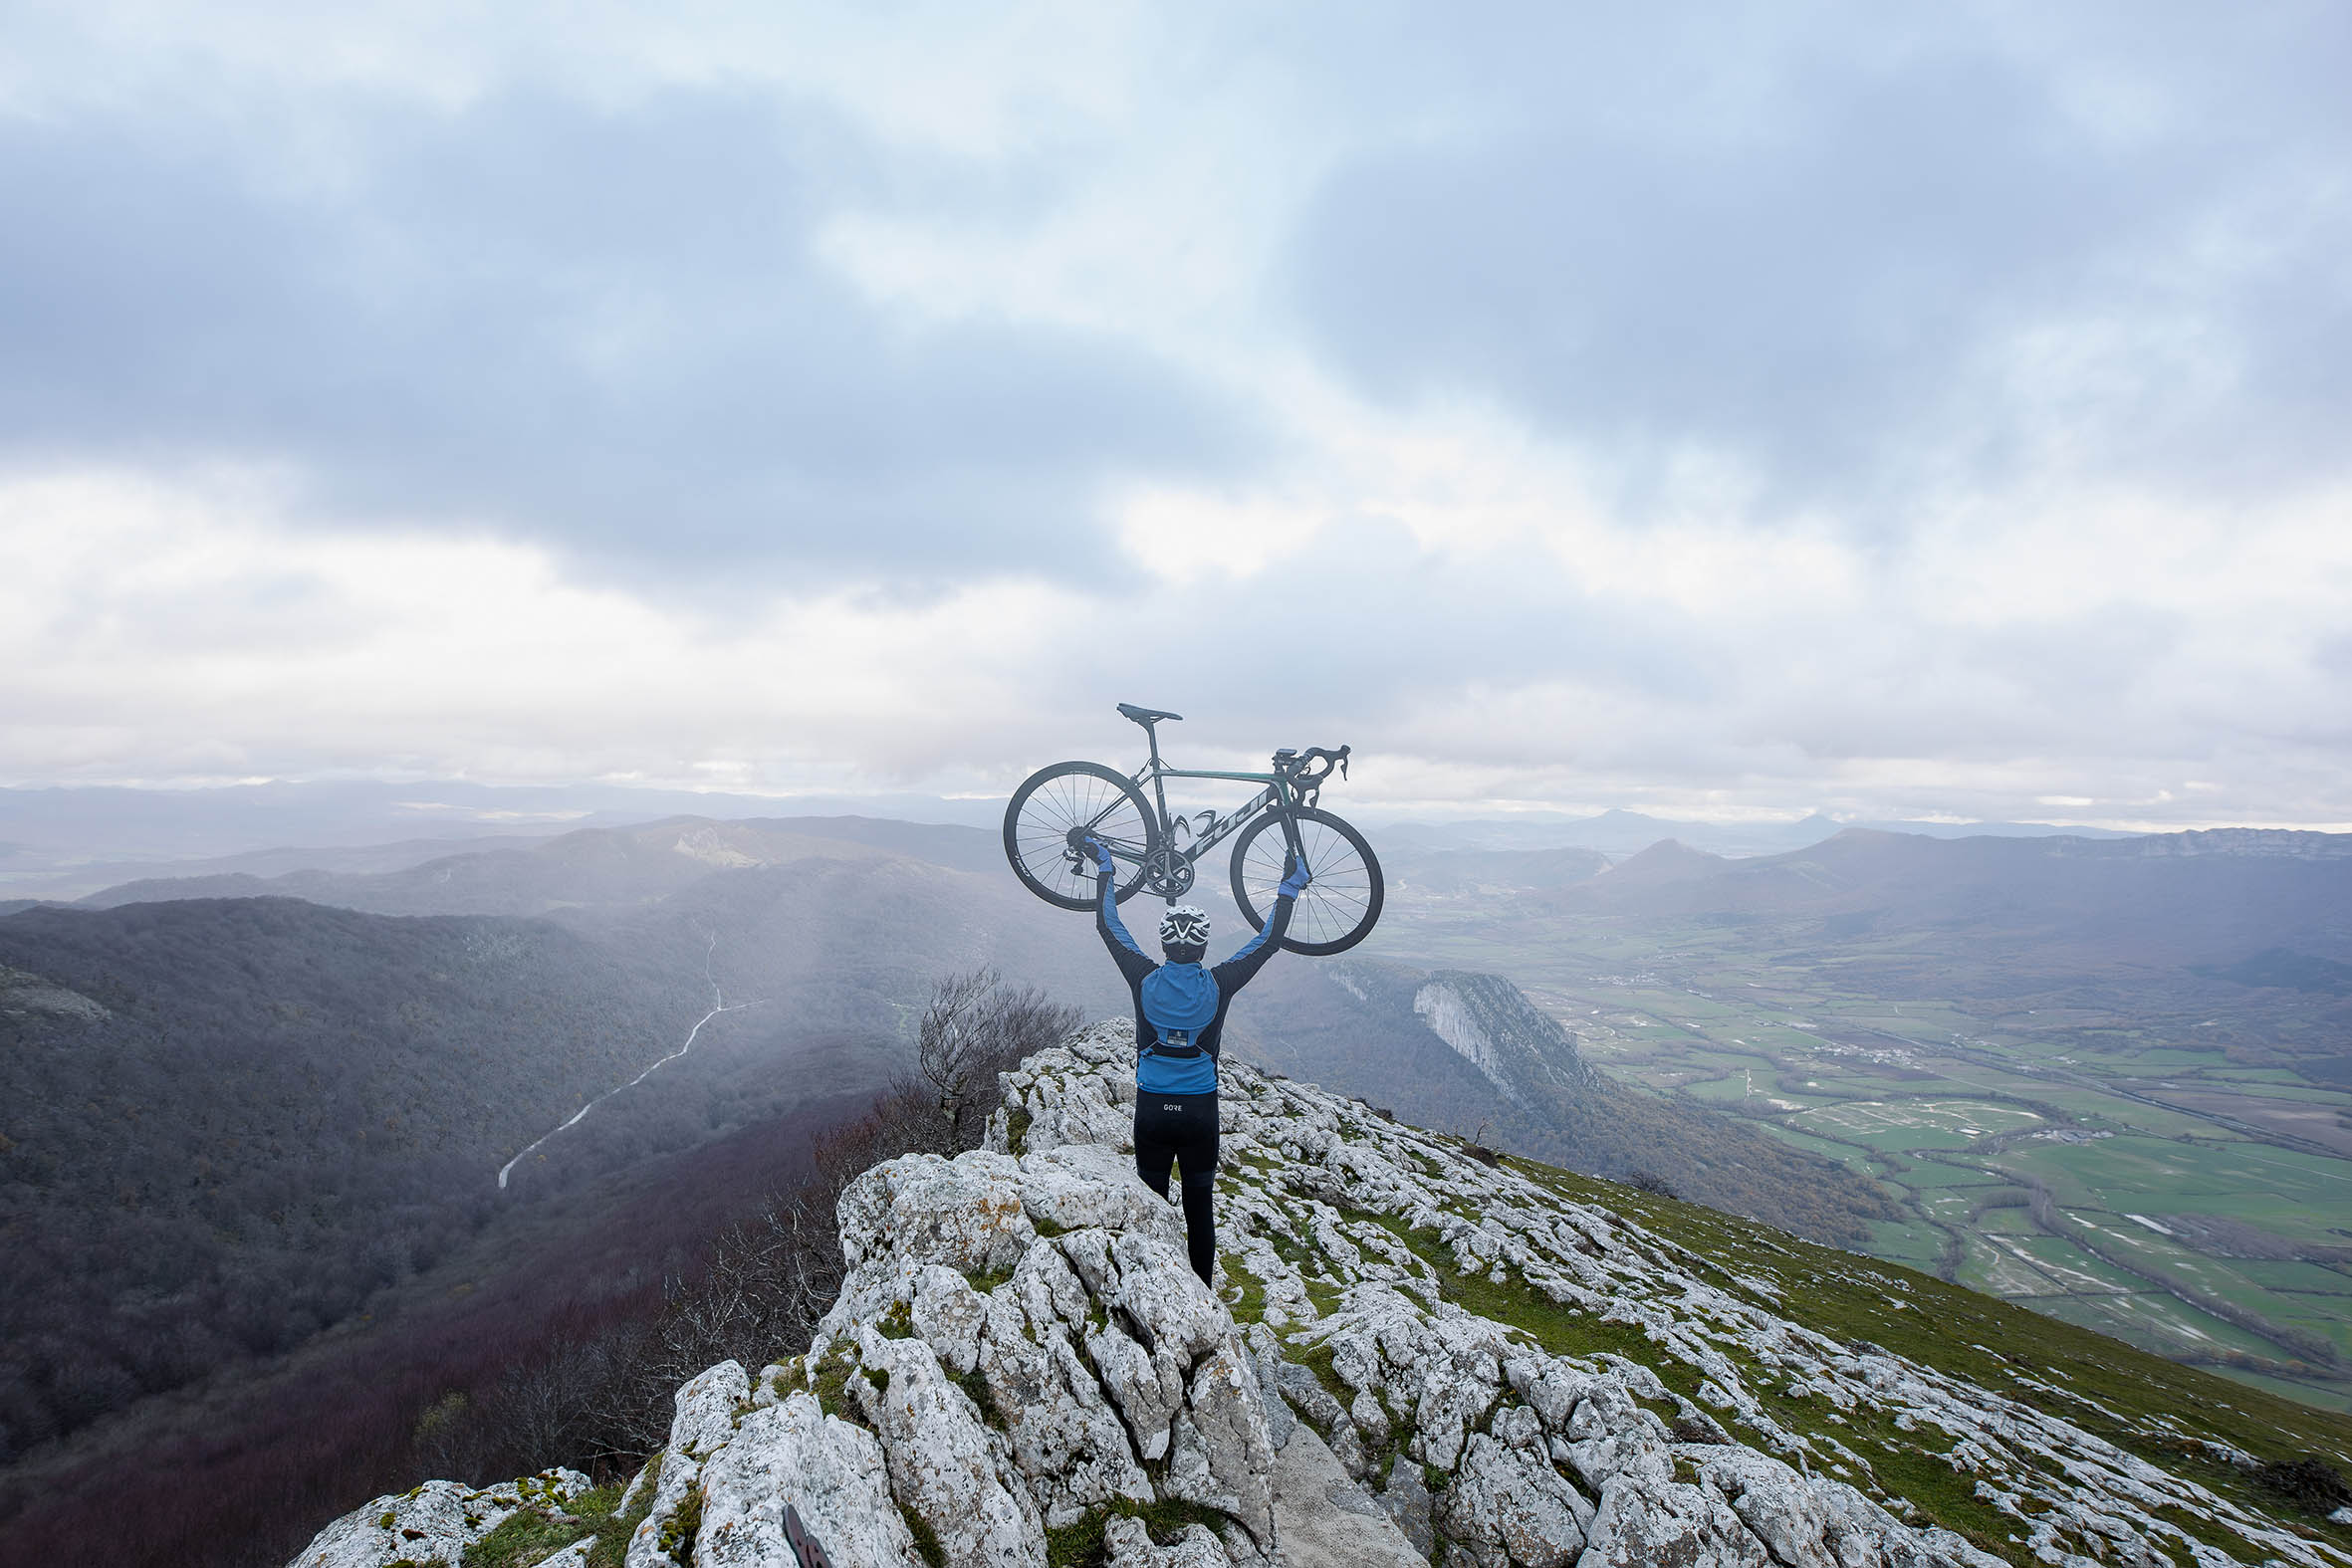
{"left": 1004, "top": 762, "right": 1158, "bottom": 911}
{"left": 1230, "top": 806, "right": 1384, "bottom": 955}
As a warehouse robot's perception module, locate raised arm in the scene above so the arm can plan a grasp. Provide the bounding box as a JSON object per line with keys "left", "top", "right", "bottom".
{"left": 1091, "top": 841, "right": 1157, "bottom": 987}
{"left": 1212, "top": 858, "right": 1311, "bottom": 993}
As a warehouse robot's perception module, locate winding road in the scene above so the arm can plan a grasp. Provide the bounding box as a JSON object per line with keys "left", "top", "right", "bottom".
{"left": 497, "top": 932, "right": 761, "bottom": 1190}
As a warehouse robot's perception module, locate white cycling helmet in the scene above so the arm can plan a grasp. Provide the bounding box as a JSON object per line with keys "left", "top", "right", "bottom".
{"left": 1158, "top": 905, "right": 1212, "bottom": 946}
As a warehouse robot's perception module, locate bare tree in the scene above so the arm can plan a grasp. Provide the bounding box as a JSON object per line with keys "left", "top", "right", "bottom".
{"left": 910, "top": 968, "right": 1082, "bottom": 1150}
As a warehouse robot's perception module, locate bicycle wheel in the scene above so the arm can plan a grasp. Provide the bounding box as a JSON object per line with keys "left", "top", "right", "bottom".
{"left": 1229, "top": 805, "right": 1384, "bottom": 955}
{"left": 1004, "top": 762, "right": 1159, "bottom": 911}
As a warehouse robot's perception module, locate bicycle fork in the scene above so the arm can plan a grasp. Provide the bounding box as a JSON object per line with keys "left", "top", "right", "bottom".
{"left": 1273, "top": 782, "right": 1309, "bottom": 873}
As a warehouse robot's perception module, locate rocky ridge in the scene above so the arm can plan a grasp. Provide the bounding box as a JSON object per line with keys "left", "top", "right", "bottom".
{"left": 291, "top": 1019, "right": 2352, "bottom": 1567}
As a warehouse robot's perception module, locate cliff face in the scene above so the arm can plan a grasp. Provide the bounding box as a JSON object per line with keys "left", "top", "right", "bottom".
{"left": 290, "top": 1020, "right": 2349, "bottom": 1568}
{"left": 1409, "top": 971, "right": 1600, "bottom": 1106}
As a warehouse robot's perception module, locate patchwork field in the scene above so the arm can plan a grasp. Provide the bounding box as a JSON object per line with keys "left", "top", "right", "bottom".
{"left": 1373, "top": 894, "right": 2352, "bottom": 1413}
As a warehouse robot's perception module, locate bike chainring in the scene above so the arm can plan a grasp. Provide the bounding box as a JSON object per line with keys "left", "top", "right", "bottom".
{"left": 1141, "top": 846, "right": 1195, "bottom": 899}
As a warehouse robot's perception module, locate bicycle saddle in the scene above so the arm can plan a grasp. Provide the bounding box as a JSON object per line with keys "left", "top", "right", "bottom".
{"left": 1117, "top": 703, "right": 1183, "bottom": 726}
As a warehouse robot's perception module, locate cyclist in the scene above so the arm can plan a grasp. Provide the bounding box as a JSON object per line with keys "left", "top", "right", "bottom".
{"left": 1085, "top": 838, "right": 1309, "bottom": 1285}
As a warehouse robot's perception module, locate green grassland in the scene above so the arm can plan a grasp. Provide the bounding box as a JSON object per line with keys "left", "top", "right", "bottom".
{"left": 1371, "top": 902, "right": 2352, "bottom": 1413}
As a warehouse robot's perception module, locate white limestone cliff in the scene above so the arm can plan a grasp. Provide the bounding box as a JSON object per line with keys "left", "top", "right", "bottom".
{"left": 288, "top": 1018, "right": 2350, "bottom": 1568}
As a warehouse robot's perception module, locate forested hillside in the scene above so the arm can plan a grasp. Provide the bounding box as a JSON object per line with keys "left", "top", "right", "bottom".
{"left": 0, "top": 819, "right": 1126, "bottom": 1473}
{"left": 0, "top": 899, "right": 706, "bottom": 1462}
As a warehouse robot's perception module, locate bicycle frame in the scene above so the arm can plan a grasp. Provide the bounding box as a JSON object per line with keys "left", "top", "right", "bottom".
{"left": 1105, "top": 725, "right": 1309, "bottom": 872}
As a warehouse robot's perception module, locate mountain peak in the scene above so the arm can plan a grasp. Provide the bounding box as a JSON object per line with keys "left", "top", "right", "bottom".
{"left": 1601, "top": 836, "right": 1729, "bottom": 881}
{"left": 289, "top": 1024, "right": 2348, "bottom": 1568}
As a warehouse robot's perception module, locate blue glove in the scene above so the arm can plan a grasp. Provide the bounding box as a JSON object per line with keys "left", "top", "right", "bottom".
{"left": 1279, "top": 856, "right": 1311, "bottom": 899}
{"left": 1084, "top": 836, "right": 1115, "bottom": 877}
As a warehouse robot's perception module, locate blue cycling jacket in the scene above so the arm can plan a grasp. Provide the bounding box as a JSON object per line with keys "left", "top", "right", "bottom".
{"left": 1096, "top": 872, "right": 1294, "bottom": 1094}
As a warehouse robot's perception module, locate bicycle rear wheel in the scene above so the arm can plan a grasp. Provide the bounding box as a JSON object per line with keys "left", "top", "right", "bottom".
{"left": 1004, "top": 761, "right": 1158, "bottom": 911}
{"left": 1230, "top": 805, "right": 1383, "bottom": 955}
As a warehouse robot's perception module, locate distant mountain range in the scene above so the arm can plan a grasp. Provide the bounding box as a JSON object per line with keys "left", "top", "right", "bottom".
{"left": 0, "top": 783, "right": 1006, "bottom": 899}
{"left": 3, "top": 780, "right": 2160, "bottom": 901}
{"left": 1573, "top": 825, "right": 2352, "bottom": 967}
{"left": 1378, "top": 806, "right": 2141, "bottom": 858}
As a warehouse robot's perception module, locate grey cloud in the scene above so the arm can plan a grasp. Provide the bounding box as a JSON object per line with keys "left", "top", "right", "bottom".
{"left": 1286, "top": 5, "right": 2352, "bottom": 519}
{"left": 1039, "top": 519, "right": 1733, "bottom": 777}
{"left": 0, "top": 88, "right": 1258, "bottom": 582}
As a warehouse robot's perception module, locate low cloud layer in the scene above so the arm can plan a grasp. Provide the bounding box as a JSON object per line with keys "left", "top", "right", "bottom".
{"left": 2, "top": 2, "right": 2348, "bottom": 828}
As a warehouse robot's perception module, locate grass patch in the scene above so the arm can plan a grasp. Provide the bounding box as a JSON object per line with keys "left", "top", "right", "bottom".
{"left": 1293, "top": 1340, "right": 1356, "bottom": 1410}
{"left": 1222, "top": 1255, "right": 1268, "bottom": 1324}
{"left": 958, "top": 1367, "right": 1007, "bottom": 1430}
{"left": 654, "top": 1489, "right": 702, "bottom": 1565}
{"left": 463, "top": 1506, "right": 590, "bottom": 1568}
{"left": 901, "top": 1503, "right": 946, "bottom": 1567}
{"left": 810, "top": 1343, "right": 868, "bottom": 1427}
{"left": 1500, "top": 1151, "right": 2352, "bottom": 1494}
{"left": 1839, "top": 1420, "right": 2028, "bottom": 1564}
{"left": 1043, "top": 1497, "right": 1233, "bottom": 1568}
{"left": 1006, "top": 1107, "right": 1033, "bottom": 1156}
{"left": 586, "top": 1476, "right": 656, "bottom": 1568}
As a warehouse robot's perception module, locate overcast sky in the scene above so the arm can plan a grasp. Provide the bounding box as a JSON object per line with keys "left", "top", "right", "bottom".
{"left": 3, "top": 2, "right": 2348, "bottom": 829}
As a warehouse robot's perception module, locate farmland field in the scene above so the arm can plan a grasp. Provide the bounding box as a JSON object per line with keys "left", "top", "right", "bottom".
{"left": 1374, "top": 869, "right": 2352, "bottom": 1413}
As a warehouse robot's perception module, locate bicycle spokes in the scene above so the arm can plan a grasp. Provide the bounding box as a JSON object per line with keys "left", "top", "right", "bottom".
{"left": 1005, "top": 761, "right": 1158, "bottom": 910}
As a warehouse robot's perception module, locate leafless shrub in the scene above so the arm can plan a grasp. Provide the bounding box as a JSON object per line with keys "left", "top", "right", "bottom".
{"left": 908, "top": 967, "right": 1083, "bottom": 1150}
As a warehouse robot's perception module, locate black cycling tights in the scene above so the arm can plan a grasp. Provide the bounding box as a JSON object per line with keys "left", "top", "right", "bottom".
{"left": 1133, "top": 1090, "right": 1219, "bottom": 1284}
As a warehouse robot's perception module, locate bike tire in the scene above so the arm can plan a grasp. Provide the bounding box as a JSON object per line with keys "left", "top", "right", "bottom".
{"left": 1004, "top": 761, "right": 1160, "bottom": 911}
{"left": 1229, "top": 805, "right": 1384, "bottom": 955}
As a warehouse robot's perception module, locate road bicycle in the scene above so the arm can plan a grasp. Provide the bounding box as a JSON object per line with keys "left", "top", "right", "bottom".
{"left": 1002, "top": 703, "right": 1384, "bottom": 955}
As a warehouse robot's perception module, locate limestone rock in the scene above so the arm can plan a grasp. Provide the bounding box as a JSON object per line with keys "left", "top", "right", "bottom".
{"left": 1376, "top": 1454, "right": 1436, "bottom": 1558}
{"left": 1268, "top": 1418, "right": 1426, "bottom": 1567}
{"left": 630, "top": 1362, "right": 752, "bottom": 1567}
{"left": 1180, "top": 1343, "right": 1278, "bottom": 1544}
{"left": 695, "top": 1392, "right": 919, "bottom": 1568}
{"left": 290, "top": 1470, "right": 589, "bottom": 1568}
{"left": 1579, "top": 1475, "right": 1772, "bottom": 1568}
{"left": 911, "top": 1263, "right": 988, "bottom": 1375}
{"left": 853, "top": 1329, "right": 1044, "bottom": 1568}
{"left": 836, "top": 1151, "right": 1036, "bottom": 1274}
{"left": 1435, "top": 1432, "right": 1588, "bottom": 1567}
{"left": 1102, "top": 1514, "right": 1231, "bottom": 1567}
{"left": 1018, "top": 1142, "right": 1185, "bottom": 1243}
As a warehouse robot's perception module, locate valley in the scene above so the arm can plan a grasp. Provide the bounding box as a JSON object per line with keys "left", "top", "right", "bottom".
{"left": 1372, "top": 829, "right": 2352, "bottom": 1413}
